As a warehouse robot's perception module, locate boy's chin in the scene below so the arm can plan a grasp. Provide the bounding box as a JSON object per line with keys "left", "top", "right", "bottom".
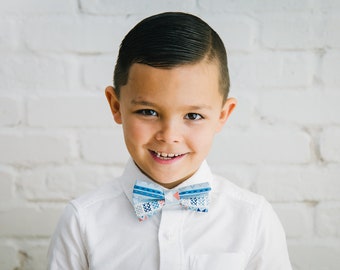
{"left": 133, "top": 159, "right": 198, "bottom": 188}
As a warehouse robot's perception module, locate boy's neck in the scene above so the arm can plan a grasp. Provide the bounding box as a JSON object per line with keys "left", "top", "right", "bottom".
{"left": 152, "top": 176, "right": 193, "bottom": 189}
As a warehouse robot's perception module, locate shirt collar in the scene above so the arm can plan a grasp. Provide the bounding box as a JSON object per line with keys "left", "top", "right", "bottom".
{"left": 119, "top": 159, "right": 213, "bottom": 206}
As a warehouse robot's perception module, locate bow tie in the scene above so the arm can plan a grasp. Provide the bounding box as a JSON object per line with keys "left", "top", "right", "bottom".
{"left": 132, "top": 180, "right": 211, "bottom": 221}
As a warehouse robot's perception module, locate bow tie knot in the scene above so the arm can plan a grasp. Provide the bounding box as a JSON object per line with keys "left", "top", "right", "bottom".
{"left": 132, "top": 180, "right": 211, "bottom": 221}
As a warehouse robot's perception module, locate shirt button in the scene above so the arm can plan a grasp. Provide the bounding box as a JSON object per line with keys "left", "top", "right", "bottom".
{"left": 164, "top": 231, "right": 174, "bottom": 241}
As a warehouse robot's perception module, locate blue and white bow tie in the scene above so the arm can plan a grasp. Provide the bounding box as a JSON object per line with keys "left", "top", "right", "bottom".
{"left": 132, "top": 180, "right": 211, "bottom": 221}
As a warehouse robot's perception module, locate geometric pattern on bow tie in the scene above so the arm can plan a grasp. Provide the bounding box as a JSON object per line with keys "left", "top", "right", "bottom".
{"left": 132, "top": 180, "right": 211, "bottom": 221}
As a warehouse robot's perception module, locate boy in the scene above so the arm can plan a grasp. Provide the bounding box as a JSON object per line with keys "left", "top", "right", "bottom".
{"left": 48, "top": 12, "right": 292, "bottom": 269}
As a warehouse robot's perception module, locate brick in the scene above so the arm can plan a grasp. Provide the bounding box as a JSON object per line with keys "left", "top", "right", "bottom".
{"left": 0, "top": 168, "right": 15, "bottom": 201}
{"left": 73, "top": 165, "right": 123, "bottom": 196}
{"left": 260, "top": 13, "right": 320, "bottom": 50}
{"left": 80, "top": 0, "right": 197, "bottom": 15}
{"left": 272, "top": 203, "right": 314, "bottom": 238}
{"left": 320, "top": 127, "right": 340, "bottom": 162}
{"left": 208, "top": 163, "right": 257, "bottom": 191}
{"left": 0, "top": 54, "right": 74, "bottom": 92}
{"left": 0, "top": 18, "right": 19, "bottom": 51}
{"left": 18, "top": 167, "right": 75, "bottom": 201}
{"left": 0, "top": 244, "right": 19, "bottom": 270}
{"left": 79, "top": 129, "right": 130, "bottom": 165}
{"left": 320, "top": 13, "right": 340, "bottom": 48}
{"left": 229, "top": 52, "right": 314, "bottom": 90}
{"left": 256, "top": 165, "right": 340, "bottom": 202}
{"left": 226, "top": 93, "right": 257, "bottom": 127}
{"left": 23, "top": 16, "right": 133, "bottom": 54}
{"left": 0, "top": 206, "right": 63, "bottom": 237}
{"left": 0, "top": 0, "right": 77, "bottom": 14}
{"left": 204, "top": 15, "right": 257, "bottom": 52}
{"left": 16, "top": 242, "right": 49, "bottom": 270}
{"left": 198, "top": 0, "right": 312, "bottom": 13}
{"left": 27, "top": 95, "right": 113, "bottom": 128}
{"left": 289, "top": 241, "right": 340, "bottom": 270}
{"left": 0, "top": 240, "right": 59, "bottom": 270}
{"left": 0, "top": 96, "right": 21, "bottom": 126}
{"left": 314, "top": 0, "right": 340, "bottom": 12}
{"left": 0, "top": 132, "right": 73, "bottom": 165}
{"left": 210, "top": 127, "right": 311, "bottom": 165}
{"left": 316, "top": 202, "right": 340, "bottom": 237}
{"left": 321, "top": 51, "right": 340, "bottom": 88}
{"left": 18, "top": 165, "right": 122, "bottom": 201}
{"left": 81, "top": 56, "right": 116, "bottom": 91}
{"left": 269, "top": 52, "right": 315, "bottom": 88}
{"left": 255, "top": 0, "right": 313, "bottom": 11}
{"left": 198, "top": 0, "right": 251, "bottom": 13}
{"left": 259, "top": 90, "right": 340, "bottom": 126}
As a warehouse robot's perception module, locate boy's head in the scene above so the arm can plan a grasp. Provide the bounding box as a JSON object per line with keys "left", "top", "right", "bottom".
{"left": 106, "top": 12, "right": 236, "bottom": 188}
{"left": 113, "top": 12, "right": 230, "bottom": 103}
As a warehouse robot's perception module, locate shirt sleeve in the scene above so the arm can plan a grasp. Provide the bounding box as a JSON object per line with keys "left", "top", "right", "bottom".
{"left": 246, "top": 200, "right": 292, "bottom": 270}
{"left": 47, "top": 202, "right": 88, "bottom": 270}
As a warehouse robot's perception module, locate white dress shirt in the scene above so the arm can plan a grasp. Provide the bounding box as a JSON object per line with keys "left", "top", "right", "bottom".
{"left": 48, "top": 159, "right": 292, "bottom": 270}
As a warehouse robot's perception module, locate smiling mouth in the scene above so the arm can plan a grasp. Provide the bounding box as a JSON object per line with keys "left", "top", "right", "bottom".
{"left": 151, "top": 150, "right": 185, "bottom": 160}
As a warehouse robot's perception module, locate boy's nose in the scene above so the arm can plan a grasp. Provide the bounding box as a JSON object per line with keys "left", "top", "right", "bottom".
{"left": 155, "top": 120, "right": 181, "bottom": 143}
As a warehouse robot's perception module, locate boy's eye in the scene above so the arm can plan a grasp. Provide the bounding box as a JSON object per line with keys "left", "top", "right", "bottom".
{"left": 136, "top": 109, "right": 158, "bottom": 116}
{"left": 185, "top": 113, "right": 203, "bottom": 120}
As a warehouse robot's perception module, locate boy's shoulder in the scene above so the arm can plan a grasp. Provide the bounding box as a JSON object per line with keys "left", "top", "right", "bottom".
{"left": 212, "top": 173, "right": 266, "bottom": 209}
{"left": 69, "top": 177, "right": 123, "bottom": 211}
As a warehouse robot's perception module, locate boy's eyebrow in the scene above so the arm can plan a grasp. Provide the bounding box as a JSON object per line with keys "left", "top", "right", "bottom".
{"left": 131, "top": 99, "right": 156, "bottom": 107}
{"left": 130, "top": 99, "right": 212, "bottom": 110}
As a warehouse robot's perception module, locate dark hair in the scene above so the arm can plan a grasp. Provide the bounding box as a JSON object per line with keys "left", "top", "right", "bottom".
{"left": 113, "top": 12, "right": 230, "bottom": 102}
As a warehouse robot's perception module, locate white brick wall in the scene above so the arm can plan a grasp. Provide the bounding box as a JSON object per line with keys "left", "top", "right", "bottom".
{"left": 0, "top": 1, "right": 339, "bottom": 269}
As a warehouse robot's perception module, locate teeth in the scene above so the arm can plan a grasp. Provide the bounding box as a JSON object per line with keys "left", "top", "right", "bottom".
{"left": 154, "top": 151, "right": 181, "bottom": 159}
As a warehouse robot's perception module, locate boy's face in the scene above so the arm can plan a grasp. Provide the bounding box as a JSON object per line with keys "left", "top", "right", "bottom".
{"left": 106, "top": 60, "right": 236, "bottom": 188}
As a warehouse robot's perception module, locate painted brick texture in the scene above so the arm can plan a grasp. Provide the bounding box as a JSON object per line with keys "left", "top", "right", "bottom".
{"left": 0, "top": 1, "right": 339, "bottom": 269}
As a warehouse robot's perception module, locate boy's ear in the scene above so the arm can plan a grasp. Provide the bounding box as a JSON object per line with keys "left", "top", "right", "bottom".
{"left": 216, "top": 97, "right": 237, "bottom": 132}
{"left": 105, "top": 86, "right": 122, "bottom": 124}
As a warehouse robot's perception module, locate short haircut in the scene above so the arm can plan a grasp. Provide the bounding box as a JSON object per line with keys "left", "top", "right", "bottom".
{"left": 113, "top": 12, "right": 230, "bottom": 102}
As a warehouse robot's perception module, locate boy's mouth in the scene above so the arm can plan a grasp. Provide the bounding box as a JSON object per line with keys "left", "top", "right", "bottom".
{"left": 150, "top": 150, "right": 184, "bottom": 160}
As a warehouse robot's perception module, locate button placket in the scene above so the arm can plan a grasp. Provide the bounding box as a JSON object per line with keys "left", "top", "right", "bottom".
{"left": 158, "top": 207, "right": 185, "bottom": 270}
